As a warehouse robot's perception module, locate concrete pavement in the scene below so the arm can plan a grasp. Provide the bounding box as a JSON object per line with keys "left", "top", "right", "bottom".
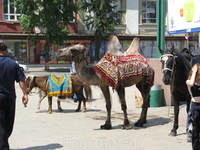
{"left": 9, "top": 64, "right": 191, "bottom": 150}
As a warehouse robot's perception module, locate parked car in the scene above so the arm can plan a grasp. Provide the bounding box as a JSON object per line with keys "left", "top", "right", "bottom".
{"left": 16, "top": 61, "right": 28, "bottom": 71}
{"left": 19, "top": 63, "right": 28, "bottom": 71}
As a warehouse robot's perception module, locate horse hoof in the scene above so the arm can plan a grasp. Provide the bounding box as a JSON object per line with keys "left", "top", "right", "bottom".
{"left": 47, "top": 111, "right": 52, "bottom": 114}
{"left": 100, "top": 124, "right": 112, "bottom": 130}
{"left": 168, "top": 131, "right": 177, "bottom": 136}
{"left": 82, "top": 107, "right": 86, "bottom": 112}
{"left": 121, "top": 124, "right": 132, "bottom": 130}
{"left": 134, "top": 121, "right": 143, "bottom": 127}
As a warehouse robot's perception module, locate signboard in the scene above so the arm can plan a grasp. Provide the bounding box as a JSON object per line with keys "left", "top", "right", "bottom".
{"left": 167, "top": 0, "right": 200, "bottom": 34}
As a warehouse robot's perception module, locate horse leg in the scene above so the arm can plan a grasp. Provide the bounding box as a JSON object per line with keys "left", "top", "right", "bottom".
{"left": 135, "top": 81, "right": 150, "bottom": 127}
{"left": 100, "top": 85, "right": 112, "bottom": 129}
{"left": 116, "top": 85, "right": 132, "bottom": 130}
{"left": 82, "top": 98, "right": 87, "bottom": 112}
{"left": 76, "top": 99, "right": 81, "bottom": 112}
{"left": 37, "top": 91, "right": 46, "bottom": 110}
{"left": 57, "top": 97, "right": 63, "bottom": 112}
{"left": 169, "top": 91, "right": 180, "bottom": 136}
{"left": 47, "top": 97, "right": 53, "bottom": 114}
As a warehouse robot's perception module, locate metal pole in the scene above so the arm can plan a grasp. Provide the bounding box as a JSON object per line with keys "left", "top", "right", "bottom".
{"left": 156, "top": 0, "right": 160, "bottom": 58}
{"left": 156, "top": 0, "right": 165, "bottom": 58}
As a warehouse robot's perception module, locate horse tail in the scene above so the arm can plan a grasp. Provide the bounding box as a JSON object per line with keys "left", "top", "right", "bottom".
{"left": 84, "top": 84, "right": 92, "bottom": 102}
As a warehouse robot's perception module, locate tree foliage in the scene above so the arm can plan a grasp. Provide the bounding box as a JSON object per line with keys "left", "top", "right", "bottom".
{"left": 82, "top": 0, "right": 123, "bottom": 61}
{"left": 14, "top": 0, "right": 77, "bottom": 69}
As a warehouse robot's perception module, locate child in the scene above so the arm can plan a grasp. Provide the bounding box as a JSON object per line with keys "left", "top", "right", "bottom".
{"left": 186, "top": 64, "right": 200, "bottom": 150}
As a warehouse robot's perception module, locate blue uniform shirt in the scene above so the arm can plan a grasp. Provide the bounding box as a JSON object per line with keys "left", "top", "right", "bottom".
{"left": 0, "top": 56, "right": 26, "bottom": 100}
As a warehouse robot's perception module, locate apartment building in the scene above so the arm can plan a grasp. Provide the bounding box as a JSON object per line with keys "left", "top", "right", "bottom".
{"left": 0, "top": 0, "right": 198, "bottom": 64}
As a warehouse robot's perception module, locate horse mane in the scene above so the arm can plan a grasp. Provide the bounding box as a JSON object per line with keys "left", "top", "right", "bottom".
{"left": 107, "top": 35, "right": 124, "bottom": 55}
{"left": 125, "top": 37, "right": 140, "bottom": 55}
{"left": 174, "top": 49, "right": 191, "bottom": 77}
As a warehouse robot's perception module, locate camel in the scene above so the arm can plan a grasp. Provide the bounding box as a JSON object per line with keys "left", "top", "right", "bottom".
{"left": 56, "top": 35, "right": 155, "bottom": 129}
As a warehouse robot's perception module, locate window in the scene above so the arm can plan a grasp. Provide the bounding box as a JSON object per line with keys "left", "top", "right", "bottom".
{"left": 3, "top": 0, "right": 21, "bottom": 21}
{"left": 114, "top": 0, "right": 122, "bottom": 24}
{"left": 142, "top": 1, "right": 156, "bottom": 24}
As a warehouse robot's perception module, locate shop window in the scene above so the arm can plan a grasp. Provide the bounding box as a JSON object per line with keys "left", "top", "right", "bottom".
{"left": 3, "top": 40, "right": 28, "bottom": 63}
{"left": 142, "top": 1, "right": 156, "bottom": 24}
{"left": 3, "top": 0, "right": 21, "bottom": 21}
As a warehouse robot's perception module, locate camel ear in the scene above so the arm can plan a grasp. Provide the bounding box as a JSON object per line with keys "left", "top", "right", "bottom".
{"left": 158, "top": 46, "right": 164, "bottom": 55}
{"left": 83, "top": 47, "right": 88, "bottom": 53}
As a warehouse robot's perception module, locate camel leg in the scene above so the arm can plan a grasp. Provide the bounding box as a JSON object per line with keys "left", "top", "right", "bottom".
{"left": 47, "top": 97, "right": 53, "bottom": 114}
{"left": 168, "top": 91, "right": 180, "bottom": 136}
{"left": 57, "top": 98, "right": 63, "bottom": 112}
{"left": 135, "top": 81, "right": 150, "bottom": 127}
{"left": 100, "top": 85, "right": 112, "bottom": 129}
{"left": 116, "top": 85, "right": 132, "bottom": 130}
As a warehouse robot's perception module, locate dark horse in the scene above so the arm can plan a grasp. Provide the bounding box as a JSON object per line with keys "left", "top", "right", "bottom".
{"left": 159, "top": 45, "right": 191, "bottom": 136}
{"left": 26, "top": 75, "right": 92, "bottom": 114}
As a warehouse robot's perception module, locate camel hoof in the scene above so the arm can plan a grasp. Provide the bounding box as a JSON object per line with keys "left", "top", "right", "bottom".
{"left": 58, "top": 108, "right": 63, "bottom": 112}
{"left": 47, "top": 111, "right": 52, "bottom": 114}
{"left": 168, "top": 131, "right": 177, "bottom": 136}
{"left": 75, "top": 109, "right": 80, "bottom": 112}
{"left": 100, "top": 124, "right": 112, "bottom": 130}
{"left": 121, "top": 124, "right": 132, "bottom": 130}
{"left": 134, "top": 121, "right": 143, "bottom": 127}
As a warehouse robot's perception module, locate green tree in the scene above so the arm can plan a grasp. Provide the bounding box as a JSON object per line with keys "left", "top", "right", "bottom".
{"left": 81, "top": 0, "right": 123, "bottom": 61}
{"left": 15, "top": 0, "right": 77, "bottom": 70}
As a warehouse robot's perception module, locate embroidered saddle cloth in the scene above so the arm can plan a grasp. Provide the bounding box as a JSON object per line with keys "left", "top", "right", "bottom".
{"left": 93, "top": 53, "right": 154, "bottom": 88}
{"left": 47, "top": 74, "right": 72, "bottom": 97}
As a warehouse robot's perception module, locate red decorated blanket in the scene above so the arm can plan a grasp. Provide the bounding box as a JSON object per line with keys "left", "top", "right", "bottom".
{"left": 93, "top": 53, "right": 154, "bottom": 88}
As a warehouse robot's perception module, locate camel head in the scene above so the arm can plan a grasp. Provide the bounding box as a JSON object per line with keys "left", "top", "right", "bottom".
{"left": 56, "top": 47, "right": 71, "bottom": 61}
{"left": 56, "top": 44, "right": 88, "bottom": 62}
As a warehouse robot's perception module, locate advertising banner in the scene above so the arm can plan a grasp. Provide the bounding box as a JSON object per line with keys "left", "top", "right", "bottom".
{"left": 168, "top": 0, "right": 200, "bottom": 34}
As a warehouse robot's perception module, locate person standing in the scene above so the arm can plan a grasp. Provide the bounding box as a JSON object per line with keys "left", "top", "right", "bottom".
{"left": 0, "top": 43, "right": 28, "bottom": 150}
{"left": 70, "top": 61, "right": 78, "bottom": 102}
{"left": 186, "top": 64, "right": 200, "bottom": 150}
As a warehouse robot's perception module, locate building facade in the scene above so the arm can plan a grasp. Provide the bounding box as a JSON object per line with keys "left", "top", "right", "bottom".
{"left": 0, "top": 0, "right": 198, "bottom": 64}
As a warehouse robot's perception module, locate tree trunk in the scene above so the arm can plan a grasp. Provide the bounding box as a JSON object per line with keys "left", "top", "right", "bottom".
{"left": 95, "top": 37, "right": 102, "bottom": 61}
{"left": 44, "top": 41, "right": 50, "bottom": 71}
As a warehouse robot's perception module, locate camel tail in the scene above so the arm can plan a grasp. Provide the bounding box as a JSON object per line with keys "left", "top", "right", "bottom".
{"left": 84, "top": 84, "right": 92, "bottom": 102}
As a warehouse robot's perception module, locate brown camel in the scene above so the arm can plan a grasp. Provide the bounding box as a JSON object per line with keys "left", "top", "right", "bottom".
{"left": 56, "top": 35, "right": 154, "bottom": 129}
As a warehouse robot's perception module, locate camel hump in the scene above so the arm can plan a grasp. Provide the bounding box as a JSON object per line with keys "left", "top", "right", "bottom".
{"left": 107, "top": 35, "right": 124, "bottom": 55}
{"left": 125, "top": 37, "right": 140, "bottom": 55}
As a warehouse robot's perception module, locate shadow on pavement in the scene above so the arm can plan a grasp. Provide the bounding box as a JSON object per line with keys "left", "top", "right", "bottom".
{"left": 35, "top": 108, "right": 102, "bottom": 114}
{"left": 11, "top": 143, "right": 63, "bottom": 150}
{"left": 92, "top": 117, "right": 172, "bottom": 130}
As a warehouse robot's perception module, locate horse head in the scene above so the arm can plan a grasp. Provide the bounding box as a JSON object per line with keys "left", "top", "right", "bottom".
{"left": 25, "top": 75, "right": 35, "bottom": 94}
{"left": 159, "top": 45, "right": 176, "bottom": 85}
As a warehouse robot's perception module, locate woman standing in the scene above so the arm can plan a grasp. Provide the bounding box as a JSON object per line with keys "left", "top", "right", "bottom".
{"left": 186, "top": 64, "right": 200, "bottom": 150}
